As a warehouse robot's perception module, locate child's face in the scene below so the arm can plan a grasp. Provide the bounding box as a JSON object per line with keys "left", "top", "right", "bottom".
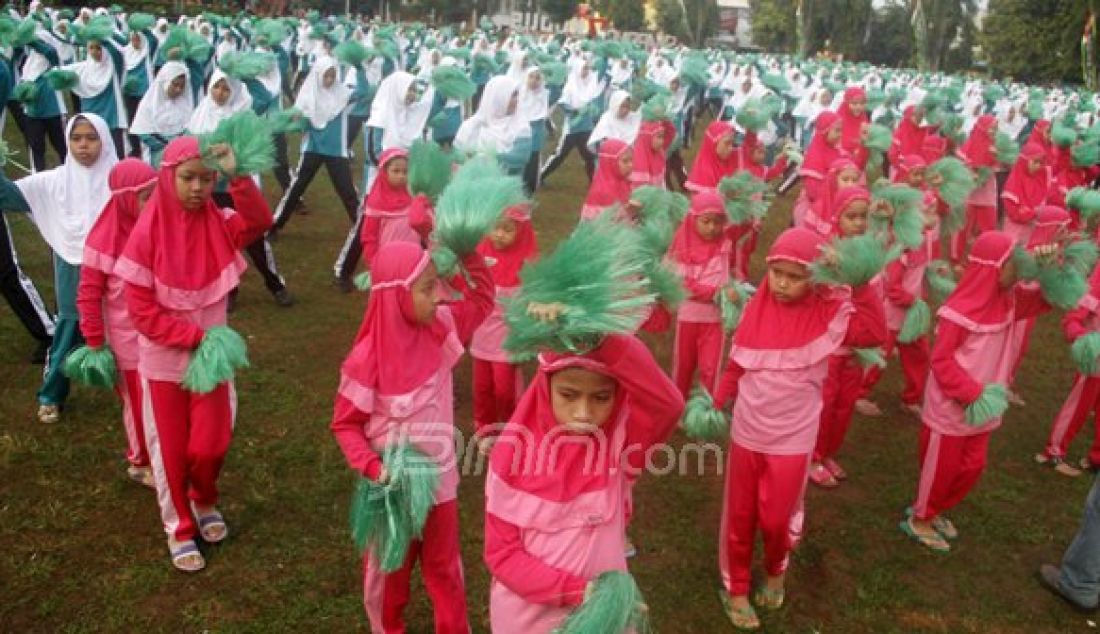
{"left": 838, "top": 200, "right": 870, "bottom": 237}
{"left": 68, "top": 119, "right": 102, "bottom": 167}
{"left": 489, "top": 217, "right": 519, "bottom": 250}
{"left": 211, "top": 78, "right": 231, "bottom": 106}
{"left": 847, "top": 96, "right": 867, "bottom": 117}
{"left": 549, "top": 367, "right": 617, "bottom": 434}
{"left": 166, "top": 74, "right": 187, "bottom": 99}
{"left": 906, "top": 166, "right": 926, "bottom": 188}
{"left": 836, "top": 167, "right": 860, "bottom": 189}
{"left": 826, "top": 122, "right": 843, "bottom": 145}
{"left": 617, "top": 149, "right": 633, "bottom": 177}
{"left": 694, "top": 212, "right": 726, "bottom": 242}
{"left": 526, "top": 70, "right": 542, "bottom": 90}
{"left": 385, "top": 157, "right": 408, "bottom": 188}
{"left": 999, "top": 258, "right": 1018, "bottom": 289}
{"left": 130, "top": 31, "right": 142, "bottom": 47}
{"left": 88, "top": 41, "right": 103, "bottom": 62}
{"left": 767, "top": 260, "right": 812, "bottom": 303}
{"left": 410, "top": 263, "right": 442, "bottom": 324}
{"left": 715, "top": 134, "right": 735, "bottom": 160}
{"left": 322, "top": 68, "right": 337, "bottom": 88}
{"left": 617, "top": 98, "right": 632, "bottom": 118}
{"left": 751, "top": 144, "right": 766, "bottom": 165}
{"left": 174, "top": 158, "right": 217, "bottom": 211}
{"left": 651, "top": 127, "right": 665, "bottom": 150}
{"left": 405, "top": 83, "right": 420, "bottom": 104}
{"left": 819, "top": 90, "right": 832, "bottom": 106}
{"left": 136, "top": 184, "right": 154, "bottom": 209}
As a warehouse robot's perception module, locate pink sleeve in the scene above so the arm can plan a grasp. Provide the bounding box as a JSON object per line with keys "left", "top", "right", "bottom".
{"left": 683, "top": 277, "right": 718, "bottom": 303}
{"left": 1063, "top": 306, "right": 1092, "bottom": 342}
{"left": 225, "top": 177, "right": 274, "bottom": 248}
{"left": 1001, "top": 192, "right": 1035, "bottom": 225}
{"left": 884, "top": 259, "right": 914, "bottom": 308}
{"left": 764, "top": 155, "right": 788, "bottom": 181}
{"left": 123, "top": 282, "right": 205, "bottom": 350}
{"left": 76, "top": 266, "right": 108, "bottom": 348}
{"left": 843, "top": 287, "right": 887, "bottom": 348}
{"left": 715, "top": 361, "right": 745, "bottom": 410}
{"left": 408, "top": 194, "right": 435, "bottom": 241}
{"left": 449, "top": 253, "right": 496, "bottom": 344}
{"left": 483, "top": 512, "right": 588, "bottom": 608}
{"left": 802, "top": 175, "right": 823, "bottom": 202}
{"left": 930, "top": 321, "right": 984, "bottom": 405}
{"left": 360, "top": 216, "right": 382, "bottom": 266}
{"left": 330, "top": 394, "right": 384, "bottom": 481}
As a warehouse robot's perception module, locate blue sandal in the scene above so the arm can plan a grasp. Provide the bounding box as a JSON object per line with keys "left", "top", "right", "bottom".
{"left": 170, "top": 540, "right": 205, "bottom": 573}
{"left": 196, "top": 509, "right": 228, "bottom": 543}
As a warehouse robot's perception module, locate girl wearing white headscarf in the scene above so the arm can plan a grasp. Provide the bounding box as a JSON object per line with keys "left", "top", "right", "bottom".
{"left": 518, "top": 66, "right": 550, "bottom": 192}
{"left": 122, "top": 26, "right": 155, "bottom": 157}
{"left": 587, "top": 89, "right": 641, "bottom": 152}
{"left": 0, "top": 113, "right": 118, "bottom": 423}
{"left": 58, "top": 36, "right": 128, "bottom": 158}
{"left": 539, "top": 60, "right": 605, "bottom": 184}
{"left": 364, "top": 70, "right": 434, "bottom": 163}
{"left": 130, "top": 62, "right": 193, "bottom": 167}
{"left": 19, "top": 27, "right": 70, "bottom": 171}
{"left": 455, "top": 75, "right": 532, "bottom": 176}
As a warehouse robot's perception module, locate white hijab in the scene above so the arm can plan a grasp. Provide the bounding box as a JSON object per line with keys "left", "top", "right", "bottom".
{"left": 455, "top": 75, "right": 530, "bottom": 155}
{"left": 558, "top": 63, "right": 603, "bottom": 110}
{"left": 64, "top": 43, "right": 116, "bottom": 99}
{"left": 294, "top": 57, "right": 352, "bottom": 129}
{"left": 588, "top": 90, "right": 640, "bottom": 147}
{"left": 365, "top": 71, "right": 433, "bottom": 150}
{"left": 130, "top": 62, "right": 193, "bottom": 135}
{"left": 187, "top": 69, "right": 252, "bottom": 134}
{"left": 17, "top": 113, "right": 118, "bottom": 265}
{"left": 518, "top": 66, "right": 548, "bottom": 122}
{"left": 122, "top": 33, "right": 149, "bottom": 71}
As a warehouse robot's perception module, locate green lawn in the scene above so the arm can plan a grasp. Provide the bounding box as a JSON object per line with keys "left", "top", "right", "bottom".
{"left": 0, "top": 117, "right": 1096, "bottom": 633}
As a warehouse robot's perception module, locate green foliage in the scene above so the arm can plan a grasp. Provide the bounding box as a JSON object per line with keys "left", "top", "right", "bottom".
{"left": 982, "top": 0, "right": 1093, "bottom": 84}
{"left": 608, "top": 0, "right": 647, "bottom": 31}
{"left": 681, "top": 386, "right": 730, "bottom": 441}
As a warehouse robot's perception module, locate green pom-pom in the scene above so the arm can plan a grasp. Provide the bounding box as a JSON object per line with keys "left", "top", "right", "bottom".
{"left": 1073, "top": 332, "right": 1100, "bottom": 375}
{"left": 761, "top": 72, "right": 791, "bottom": 94}
{"left": 44, "top": 69, "right": 78, "bottom": 92}
{"left": 161, "top": 26, "right": 213, "bottom": 63}
{"left": 1037, "top": 260, "right": 1087, "bottom": 310}
{"left": 1052, "top": 119, "right": 1079, "bottom": 148}
{"left": 995, "top": 131, "right": 1019, "bottom": 165}
{"left": 73, "top": 15, "right": 114, "bottom": 45}
{"left": 735, "top": 97, "right": 779, "bottom": 133}
{"left": 333, "top": 40, "right": 377, "bottom": 67}
{"left": 965, "top": 383, "right": 1008, "bottom": 426}
{"left": 538, "top": 60, "right": 568, "bottom": 87}
{"left": 6, "top": 19, "right": 38, "bottom": 48}
{"left": 354, "top": 271, "right": 372, "bottom": 292}
{"left": 12, "top": 81, "right": 37, "bottom": 105}
{"left": 430, "top": 246, "right": 459, "bottom": 278}
{"left": 1065, "top": 239, "right": 1100, "bottom": 276}
{"left": 218, "top": 51, "right": 275, "bottom": 80}
{"left": 267, "top": 108, "right": 308, "bottom": 134}
{"left": 718, "top": 172, "right": 768, "bottom": 224}
{"left": 716, "top": 281, "right": 754, "bottom": 333}
{"left": 640, "top": 94, "right": 670, "bottom": 122}
{"left": 127, "top": 12, "right": 156, "bottom": 32}
{"left": 199, "top": 110, "right": 275, "bottom": 176}
{"left": 1072, "top": 143, "right": 1100, "bottom": 168}
{"left": 644, "top": 261, "right": 684, "bottom": 308}
{"left": 472, "top": 53, "right": 499, "bottom": 75}
{"left": 632, "top": 186, "right": 688, "bottom": 224}
{"left": 927, "top": 157, "right": 976, "bottom": 228}
{"left": 181, "top": 326, "right": 250, "bottom": 393}
{"left": 430, "top": 65, "right": 476, "bottom": 100}
{"left": 812, "top": 234, "right": 893, "bottom": 288}
{"left": 680, "top": 386, "right": 729, "bottom": 441}
{"left": 253, "top": 18, "right": 288, "bottom": 47}
{"left": 897, "top": 298, "right": 930, "bottom": 344}
{"left": 853, "top": 346, "right": 887, "bottom": 369}
{"left": 862, "top": 122, "right": 893, "bottom": 153}
{"left": 630, "top": 77, "right": 670, "bottom": 103}
{"left": 677, "top": 55, "right": 708, "bottom": 91}
{"left": 1067, "top": 187, "right": 1100, "bottom": 220}
{"left": 62, "top": 345, "right": 117, "bottom": 388}
{"left": 434, "top": 156, "right": 527, "bottom": 265}
{"left": 503, "top": 214, "right": 655, "bottom": 361}
{"left": 349, "top": 443, "right": 439, "bottom": 573}
{"left": 555, "top": 570, "right": 651, "bottom": 634}
{"left": 443, "top": 47, "right": 471, "bottom": 62}
{"left": 871, "top": 183, "right": 924, "bottom": 248}
{"left": 408, "top": 139, "right": 454, "bottom": 202}
{"left": 1013, "top": 246, "right": 1040, "bottom": 282}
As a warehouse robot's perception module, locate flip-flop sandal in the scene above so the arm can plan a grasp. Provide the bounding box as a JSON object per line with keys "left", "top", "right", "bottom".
{"left": 1035, "top": 453, "right": 1082, "bottom": 477}
{"left": 822, "top": 457, "right": 847, "bottom": 480}
{"left": 170, "top": 540, "right": 205, "bottom": 573}
{"left": 37, "top": 404, "right": 60, "bottom": 424}
{"left": 808, "top": 463, "right": 839, "bottom": 488}
{"left": 126, "top": 465, "right": 156, "bottom": 489}
{"left": 899, "top": 517, "right": 950, "bottom": 553}
{"left": 931, "top": 515, "right": 958, "bottom": 540}
{"left": 720, "top": 593, "right": 760, "bottom": 631}
{"left": 195, "top": 509, "right": 228, "bottom": 543}
{"left": 753, "top": 586, "right": 785, "bottom": 610}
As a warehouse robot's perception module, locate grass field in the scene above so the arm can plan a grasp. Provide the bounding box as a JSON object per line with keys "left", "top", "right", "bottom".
{"left": 0, "top": 116, "right": 1097, "bottom": 633}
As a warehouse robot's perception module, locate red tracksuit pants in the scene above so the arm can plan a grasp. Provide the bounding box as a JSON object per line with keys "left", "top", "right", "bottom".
{"left": 142, "top": 378, "right": 235, "bottom": 542}
{"left": 118, "top": 369, "right": 149, "bottom": 467}
{"left": 723, "top": 442, "right": 810, "bottom": 596}
{"left": 472, "top": 359, "right": 523, "bottom": 432}
{"left": 911, "top": 425, "right": 991, "bottom": 520}
{"left": 362, "top": 499, "right": 469, "bottom": 634}
{"left": 1045, "top": 374, "right": 1100, "bottom": 464}
{"left": 673, "top": 320, "right": 725, "bottom": 398}
{"left": 814, "top": 354, "right": 863, "bottom": 463}
{"left": 860, "top": 331, "right": 929, "bottom": 406}
{"left": 950, "top": 203, "right": 996, "bottom": 264}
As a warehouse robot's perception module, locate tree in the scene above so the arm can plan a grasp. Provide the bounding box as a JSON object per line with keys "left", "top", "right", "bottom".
{"left": 607, "top": 0, "right": 646, "bottom": 31}
{"left": 654, "top": 0, "right": 686, "bottom": 38}
{"left": 750, "top": 0, "right": 797, "bottom": 52}
{"left": 981, "top": 0, "right": 1099, "bottom": 83}
{"left": 655, "top": 0, "right": 718, "bottom": 45}
{"left": 542, "top": 0, "right": 578, "bottom": 27}
{"left": 911, "top": 0, "right": 978, "bottom": 72}
{"left": 864, "top": 2, "right": 913, "bottom": 67}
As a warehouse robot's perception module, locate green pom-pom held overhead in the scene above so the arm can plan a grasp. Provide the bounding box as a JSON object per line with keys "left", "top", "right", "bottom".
{"left": 407, "top": 139, "right": 454, "bottom": 203}
{"left": 811, "top": 233, "right": 895, "bottom": 288}
{"left": 430, "top": 65, "right": 476, "bottom": 100}
{"left": 1072, "top": 332, "right": 1100, "bottom": 376}
{"left": 181, "top": 326, "right": 250, "bottom": 394}
{"left": 62, "top": 345, "right": 118, "bottom": 388}
{"left": 965, "top": 383, "right": 1009, "bottom": 427}
{"left": 1067, "top": 186, "right": 1100, "bottom": 221}
{"left": 199, "top": 110, "right": 276, "bottom": 176}
{"left": 680, "top": 386, "right": 730, "bottom": 441}
{"left": 555, "top": 570, "right": 652, "bottom": 634}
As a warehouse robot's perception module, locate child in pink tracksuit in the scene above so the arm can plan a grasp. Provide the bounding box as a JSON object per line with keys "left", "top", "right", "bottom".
{"left": 713, "top": 227, "right": 881, "bottom": 629}
{"left": 484, "top": 334, "right": 683, "bottom": 633}
{"left": 803, "top": 157, "right": 862, "bottom": 238}
{"left": 810, "top": 187, "right": 888, "bottom": 488}
{"left": 331, "top": 241, "right": 494, "bottom": 634}
{"left": 902, "top": 230, "right": 1049, "bottom": 553}
{"left": 580, "top": 139, "right": 636, "bottom": 222}
{"left": 117, "top": 137, "right": 273, "bottom": 572}
{"left": 630, "top": 119, "right": 676, "bottom": 188}
{"left": 76, "top": 158, "right": 158, "bottom": 488}
{"left": 952, "top": 116, "right": 1000, "bottom": 264}
{"left": 669, "top": 191, "right": 734, "bottom": 398}
{"left": 359, "top": 148, "right": 433, "bottom": 266}
{"left": 471, "top": 204, "right": 539, "bottom": 446}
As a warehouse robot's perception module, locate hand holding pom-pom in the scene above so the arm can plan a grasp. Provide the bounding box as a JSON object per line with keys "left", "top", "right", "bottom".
{"left": 724, "top": 286, "right": 740, "bottom": 303}
{"left": 207, "top": 143, "right": 237, "bottom": 177}
{"left": 526, "top": 302, "right": 568, "bottom": 323}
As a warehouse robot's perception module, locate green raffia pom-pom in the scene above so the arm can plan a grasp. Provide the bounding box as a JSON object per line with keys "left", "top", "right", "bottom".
{"left": 928, "top": 157, "right": 976, "bottom": 225}
{"left": 862, "top": 123, "right": 893, "bottom": 154}
{"left": 12, "top": 81, "right": 37, "bottom": 105}
{"left": 554, "top": 570, "right": 651, "bottom": 634}
{"left": 897, "top": 298, "right": 930, "bottom": 344}
{"left": 718, "top": 172, "right": 768, "bottom": 224}
{"left": 181, "top": 326, "right": 250, "bottom": 393}
{"left": 354, "top": 271, "right": 372, "bottom": 292}
{"left": 218, "top": 51, "right": 275, "bottom": 80}
{"left": 443, "top": 47, "right": 471, "bottom": 61}
{"left": 73, "top": 15, "right": 114, "bottom": 45}
{"left": 434, "top": 156, "right": 527, "bottom": 272}
{"left": 408, "top": 139, "right": 454, "bottom": 202}
{"left": 1013, "top": 246, "right": 1040, "bottom": 282}
{"left": 430, "top": 65, "right": 476, "bottom": 100}
{"left": 735, "top": 97, "right": 778, "bottom": 133}
{"left": 677, "top": 56, "right": 709, "bottom": 90}
{"left": 964, "top": 383, "right": 1008, "bottom": 426}
{"left": 995, "top": 132, "right": 1019, "bottom": 165}
{"left": 1067, "top": 187, "right": 1100, "bottom": 220}
{"left": 853, "top": 347, "right": 887, "bottom": 369}
{"left": 632, "top": 186, "right": 688, "bottom": 224}
{"left": 349, "top": 443, "right": 439, "bottom": 573}
{"left": 1052, "top": 120, "right": 1079, "bottom": 148}
{"left": 7, "top": 19, "right": 37, "bottom": 48}
{"left": 1064, "top": 239, "right": 1100, "bottom": 276}
{"left": 640, "top": 93, "right": 670, "bottom": 122}
{"left": 199, "top": 110, "right": 275, "bottom": 176}
{"left": 1072, "top": 142, "right": 1100, "bottom": 168}
{"left": 473, "top": 53, "right": 499, "bottom": 75}
{"left": 267, "top": 108, "right": 309, "bottom": 134}
{"left": 643, "top": 261, "right": 685, "bottom": 309}
{"left": 1037, "top": 260, "right": 1087, "bottom": 310}
{"left": 161, "top": 26, "right": 213, "bottom": 63}
{"left": 1072, "top": 332, "right": 1100, "bottom": 375}
{"left": 127, "top": 12, "right": 155, "bottom": 32}
{"left": 871, "top": 183, "right": 924, "bottom": 248}
{"left": 44, "top": 69, "right": 78, "bottom": 92}
{"left": 333, "top": 40, "right": 375, "bottom": 67}
{"left": 630, "top": 77, "right": 670, "bottom": 103}
{"left": 503, "top": 214, "right": 654, "bottom": 361}
{"left": 62, "top": 345, "right": 117, "bottom": 388}
{"left": 680, "top": 386, "right": 729, "bottom": 441}
{"left": 812, "top": 234, "right": 892, "bottom": 288}
{"left": 539, "top": 60, "right": 568, "bottom": 87}
{"left": 716, "top": 281, "right": 754, "bottom": 333}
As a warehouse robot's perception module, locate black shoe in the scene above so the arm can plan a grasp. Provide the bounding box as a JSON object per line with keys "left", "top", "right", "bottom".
{"left": 334, "top": 277, "right": 354, "bottom": 294}
{"left": 273, "top": 289, "right": 295, "bottom": 307}
{"left": 1038, "top": 564, "right": 1098, "bottom": 613}
{"left": 30, "top": 339, "right": 50, "bottom": 365}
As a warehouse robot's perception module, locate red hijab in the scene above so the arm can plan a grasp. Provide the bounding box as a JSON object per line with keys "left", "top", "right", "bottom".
{"left": 668, "top": 191, "right": 727, "bottom": 266}
{"left": 118, "top": 137, "right": 246, "bottom": 311}
{"left": 801, "top": 111, "right": 844, "bottom": 180}
{"left": 838, "top": 87, "right": 869, "bottom": 166}
{"left": 814, "top": 157, "right": 861, "bottom": 225}
{"left": 83, "top": 158, "right": 158, "bottom": 275}
{"left": 731, "top": 227, "right": 851, "bottom": 365}
{"left": 891, "top": 153, "right": 928, "bottom": 185}
{"left": 632, "top": 119, "right": 675, "bottom": 182}
{"left": 686, "top": 121, "right": 738, "bottom": 190}
{"left": 1003, "top": 142, "right": 1051, "bottom": 211}
{"left": 1028, "top": 205, "right": 1071, "bottom": 247}
{"left": 584, "top": 138, "right": 634, "bottom": 208}
{"left": 476, "top": 203, "right": 539, "bottom": 289}
{"left": 940, "top": 230, "right": 1015, "bottom": 331}
{"left": 365, "top": 148, "right": 412, "bottom": 213}
{"left": 957, "top": 115, "right": 998, "bottom": 169}
{"left": 829, "top": 186, "right": 871, "bottom": 236}
{"left": 921, "top": 133, "right": 948, "bottom": 164}
{"left": 341, "top": 241, "right": 449, "bottom": 395}
{"left": 1026, "top": 120, "right": 1053, "bottom": 158}
{"left": 890, "top": 106, "right": 927, "bottom": 162}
